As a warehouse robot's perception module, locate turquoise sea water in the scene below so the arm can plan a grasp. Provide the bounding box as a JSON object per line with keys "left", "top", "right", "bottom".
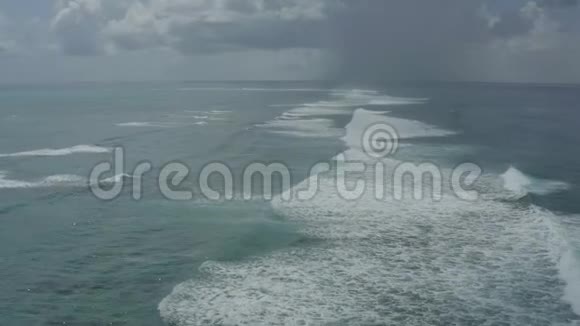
{"left": 1, "top": 81, "right": 580, "bottom": 325}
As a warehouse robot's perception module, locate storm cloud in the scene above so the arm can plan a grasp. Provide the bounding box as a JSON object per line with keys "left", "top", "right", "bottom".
{"left": 36, "top": 0, "right": 580, "bottom": 82}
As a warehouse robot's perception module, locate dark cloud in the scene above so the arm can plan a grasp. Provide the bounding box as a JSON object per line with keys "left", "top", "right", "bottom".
{"left": 490, "top": 11, "right": 535, "bottom": 38}
{"left": 49, "top": 0, "right": 580, "bottom": 82}
{"left": 539, "top": 0, "right": 579, "bottom": 8}
{"left": 325, "top": 1, "right": 491, "bottom": 81}
{"left": 322, "top": 0, "right": 580, "bottom": 82}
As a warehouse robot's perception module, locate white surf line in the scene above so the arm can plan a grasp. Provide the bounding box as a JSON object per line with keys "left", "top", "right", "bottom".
{"left": 0, "top": 145, "right": 111, "bottom": 158}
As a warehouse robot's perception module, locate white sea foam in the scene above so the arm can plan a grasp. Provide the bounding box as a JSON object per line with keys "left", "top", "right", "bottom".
{"left": 165, "top": 114, "right": 210, "bottom": 120}
{"left": 348, "top": 108, "right": 455, "bottom": 141}
{"left": 0, "top": 145, "right": 111, "bottom": 158}
{"left": 178, "top": 87, "right": 329, "bottom": 92}
{"left": 161, "top": 164, "right": 580, "bottom": 325}
{"left": 160, "top": 91, "right": 580, "bottom": 325}
{"left": 183, "top": 110, "right": 232, "bottom": 121}
{"left": 260, "top": 118, "right": 341, "bottom": 138}
{"left": 281, "top": 106, "right": 352, "bottom": 118}
{"left": 0, "top": 171, "right": 86, "bottom": 189}
{"left": 560, "top": 249, "right": 580, "bottom": 315}
{"left": 325, "top": 89, "right": 427, "bottom": 107}
{"left": 184, "top": 110, "right": 232, "bottom": 115}
{"left": 501, "top": 166, "right": 570, "bottom": 197}
{"left": 97, "top": 173, "right": 133, "bottom": 184}
{"left": 117, "top": 122, "right": 156, "bottom": 127}
{"left": 339, "top": 108, "right": 455, "bottom": 160}
{"left": 260, "top": 89, "right": 428, "bottom": 139}
{"left": 116, "top": 122, "right": 174, "bottom": 128}
{"left": 280, "top": 89, "right": 425, "bottom": 110}
{"left": 117, "top": 120, "right": 210, "bottom": 128}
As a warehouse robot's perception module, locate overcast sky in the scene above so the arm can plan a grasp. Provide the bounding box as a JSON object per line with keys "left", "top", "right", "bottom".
{"left": 0, "top": 0, "right": 579, "bottom": 83}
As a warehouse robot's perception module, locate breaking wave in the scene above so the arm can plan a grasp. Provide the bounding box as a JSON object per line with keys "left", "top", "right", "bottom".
{"left": 0, "top": 171, "right": 86, "bottom": 189}
{"left": 501, "top": 166, "right": 570, "bottom": 198}
{"left": 258, "top": 89, "right": 428, "bottom": 139}
{"left": 160, "top": 90, "right": 580, "bottom": 325}
{"left": 0, "top": 145, "right": 110, "bottom": 158}
{"left": 116, "top": 122, "right": 178, "bottom": 128}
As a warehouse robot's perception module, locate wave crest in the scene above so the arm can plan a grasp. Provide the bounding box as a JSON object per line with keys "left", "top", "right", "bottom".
{"left": 0, "top": 171, "right": 86, "bottom": 189}
{"left": 501, "top": 166, "right": 570, "bottom": 197}
{"left": 0, "top": 145, "right": 110, "bottom": 158}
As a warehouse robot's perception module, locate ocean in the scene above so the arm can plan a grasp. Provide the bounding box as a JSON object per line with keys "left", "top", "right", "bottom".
{"left": 1, "top": 81, "right": 580, "bottom": 325}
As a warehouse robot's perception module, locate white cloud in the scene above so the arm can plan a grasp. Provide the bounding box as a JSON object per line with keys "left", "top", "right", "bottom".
{"left": 473, "top": 1, "right": 580, "bottom": 82}
{"left": 51, "top": 0, "right": 332, "bottom": 55}
{"left": 51, "top": 0, "right": 127, "bottom": 55}
{"left": 494, "top": 1, "right": 562, "bottom": 52}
